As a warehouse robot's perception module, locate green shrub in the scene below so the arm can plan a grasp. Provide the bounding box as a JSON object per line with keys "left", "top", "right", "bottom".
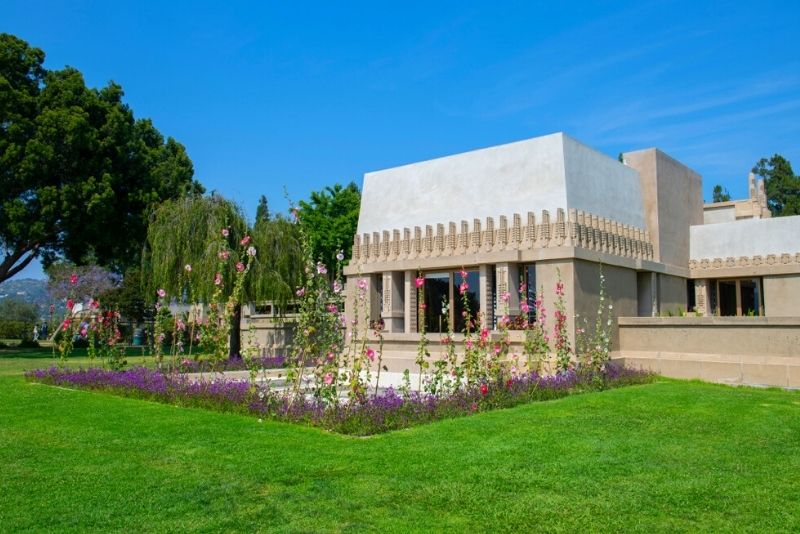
{"left": 0, "top": 320, "right": 34, "bottom": 340}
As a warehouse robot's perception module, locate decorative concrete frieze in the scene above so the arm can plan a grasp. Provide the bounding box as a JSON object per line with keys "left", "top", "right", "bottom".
{"left": 350, "top": 208, "right": 655, "bottom": 265}
{"left": 689, "top": 252, "right": 800, "bottom": 277}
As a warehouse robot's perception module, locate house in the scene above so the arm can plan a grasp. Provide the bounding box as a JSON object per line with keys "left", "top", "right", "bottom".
{"left": 342, "top": 132, "right": 800, "bottom": 385}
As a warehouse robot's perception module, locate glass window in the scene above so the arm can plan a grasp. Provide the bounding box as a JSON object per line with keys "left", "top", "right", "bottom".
{"left": 453, "top": 270, "right": 480, "bottom": 332}
{"left": 740, "top": 279, "right": 759, "bottom": 316}
{"left": 718, "top": 280, "right": 737, "bottom": 316}
{"left": 423, "top": 272, "right": 449, "bottom": 333}
{"left": 713, "top": 278, "right": 762, "bottom": 316}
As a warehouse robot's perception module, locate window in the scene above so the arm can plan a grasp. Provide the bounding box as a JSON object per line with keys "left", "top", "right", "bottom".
{"left": 712, "top": 278, "right": 762, "bottom": 316}
{"left": 419, "top": 269, "right": 480, "bottom": 333}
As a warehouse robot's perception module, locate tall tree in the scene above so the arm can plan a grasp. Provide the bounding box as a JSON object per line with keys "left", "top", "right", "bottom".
{"left": 752, "top": 154, "right": 800, "bottom": 216}
{"left": 255, "top": 194, "right": 271, "bottom": 222}
{"left": 297, "top": 182, "right": 361, "bottom": 270}
{"left": 143, "top": 195, "right": 303, "bottom": 356}
{"left": 712, "top": 185, "right": 731, "bottom": 203}
{"left": 0, "top": 33, "right": 203, "bottom": 284}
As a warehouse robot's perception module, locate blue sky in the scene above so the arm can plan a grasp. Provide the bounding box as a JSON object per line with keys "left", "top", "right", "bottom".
{"left": 5, "top": 0, "right": 800, "bottom": 279}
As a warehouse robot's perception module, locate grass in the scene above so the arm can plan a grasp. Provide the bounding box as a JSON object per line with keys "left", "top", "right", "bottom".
{"left": 1, "top": 355, "right": 799, "bottom": 532}
{"left": 0, "top": 346, "right": 156, "bottom": 377}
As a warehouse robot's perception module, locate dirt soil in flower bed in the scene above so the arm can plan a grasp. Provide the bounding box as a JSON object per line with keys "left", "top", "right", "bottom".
{"left": 26, "top": 364, "right": 652, "bottom": 435}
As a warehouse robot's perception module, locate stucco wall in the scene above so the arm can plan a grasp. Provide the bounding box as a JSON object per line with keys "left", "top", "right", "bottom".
{"left": 703, "top": 204, "right": 736, "bottom": 224}
{"left": 623, "top": 148, "right": 703, "bottom": 269}
{"left": 616, "top": 316, "right": 800, "bottom": 388}
{"left": 562, "top": 135, "right": 645, "bottom": 228}
{"left": 357, "top": 132, "right": 645, "bottom": 236}
{"left": 690, "top": 216, "right": 800, "bottom": 260}
{"left": 763, "top": 275, "right": 800, "bottom": 316}
{"left": 658, "top": 273, "right": 688, "bottom": 315}
{"left": 572, "top": 259, "right": 638, "bottom": 349}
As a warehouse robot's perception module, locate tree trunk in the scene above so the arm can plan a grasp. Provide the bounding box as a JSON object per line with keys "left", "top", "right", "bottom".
{"left": 229, "top": 303, "right": 242, "bottom": 358}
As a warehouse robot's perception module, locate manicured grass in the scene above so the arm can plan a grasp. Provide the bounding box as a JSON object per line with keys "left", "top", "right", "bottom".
{"left": 1, "top": 358, "right": 799, "bottom": 533}
{"left": 0, "top": 346, "right": 155, "bottom": 377}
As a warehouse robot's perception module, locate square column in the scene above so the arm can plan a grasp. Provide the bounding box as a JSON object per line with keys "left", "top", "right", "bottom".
{"left": 478, "top": 264, "right": 494, "bottom": 330}
{"left": 494, "top": 262, "right": 520, "bottom": 324}
{"left": 381, "top": 271, "right": 405, "bottom": 332}
{"left": 404, "top": 270, "right": 418, "bottom": 333}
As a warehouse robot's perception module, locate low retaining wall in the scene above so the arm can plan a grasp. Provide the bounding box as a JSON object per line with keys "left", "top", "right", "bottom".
{"left": 614, "top": 317, "right": 800, "bottom": 388}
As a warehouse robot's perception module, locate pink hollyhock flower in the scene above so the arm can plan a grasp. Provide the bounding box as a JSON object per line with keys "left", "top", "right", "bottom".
{"left": 236, "top": 262, "right": 245, "bottom": 272}
{"left": 66, "top": 299, "right": 75, "bottom": 310}
{"left": 316, "top": 262, "right": 327, "bottom": 274}
{"left": 357, "top": 278, "right": 367, "bottom": 290}
{"left": 296, "top": 287, "right": 305, "bottom": 297}
{"left": 420, "top": 303, "right": 427, "bottom": 310}
{"left": 333, "top": 281, "right": 342, "bottom": 293}
{"left": 465, "top": 339, "right": 473, "bottom": 350}
{"left": 520, "top": 302, "right": 530, "bottom": 313}
{"left": 459, "top": 282, "right": 469, "bottom": 294}
{"left": 480, "top": 383, "right": 488, "bottom": 395}
{"left": 221, "top": 228, "right": 229, "bottom": 237}
{"left": 240, "top": 235, "right": 251, "bottom": 246}
{"left": 326, "top": 304, "right": 338, "bottom": 313}
{"left": 415, "top": 277, "right": 424, "bottom": 288}
{"left": 460, "top": 268, "right": 467, "bottom": 279}
{"left": 246, "top": 246, "right": 256, "bottom": 257}
{"left": 218, "top": 250, "right": 230, "bottom": 260}
{"left": 480, "top": 328, "right": 489, "bottom": 340}
{"left": 70, "top": 273, "right": 78, "bottom": 285}
{"left": 494, "top": 344, "right": 501, "bottom": 355}
{"left": 157, "top": 288, "right": 166, "bottom": 298}
{"left": 323, "top": 373, "right": 334, "bottom": 385}
{"left": 366, "top": 347, "right": 375, "bottom": 361}
{"left": 327, "top": 352, "right": 335, "bottom": 361}
{"left": 214, "top": 273, "right": 222, "bottom": 286}
{"left": 556, "top": 281, "right": 564, "bottom": 296}
{"left": 501, "top": 291, "right": 510, "bottom": 303}
{"left": 62, "top": 319, "right": 71, "bottom": 329}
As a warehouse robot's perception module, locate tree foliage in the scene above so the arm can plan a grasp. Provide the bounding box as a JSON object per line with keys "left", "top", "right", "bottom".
{"left": 143, "top": 195, "right": 304, "bottom": 353}
{"left": 0, "top": 33, "right": 203, "bottom": 284}
{"left": 297, "top": 182, "right": 361, "bottom": 270}
{"left": 255, "top": 195, "right": 271, "bottom": 222}
{"left": 0, "top": 298, "right": 40, "bottom": 324}
{"left": 752, "top": 154, "right": 800, "bottom": 216}
{"left": 712, "top": 185, "right": 731, "bottom": 203}
{"left": 46, "top": 263, "right": 120, "bottom": 303}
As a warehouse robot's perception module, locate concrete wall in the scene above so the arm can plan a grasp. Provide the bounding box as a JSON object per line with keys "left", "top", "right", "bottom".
{"left": 616, "top": 316, "right": 800, "bottom": 388}
{"left": 623, "top": 148, "right": 703, "bottom": 269}
{"left": 763, "top": 275, "right": 800, "bottom": 316}
{"left": 658, "top": 273, "right": 688, "bottom": 315}
{"left": 357, "top": 132, "right": 645, "bottom": 236}
{"left": 562, "top": 134, "right": 645, "bottom": 228}
{"left": 690, "top": 215, "right": 800, "bottom": 260}
{"left": 703, "top": 204, "right": 736, "bottom": 224}
{"left": 573, "top": 259, "right": 638, "bottom": 349}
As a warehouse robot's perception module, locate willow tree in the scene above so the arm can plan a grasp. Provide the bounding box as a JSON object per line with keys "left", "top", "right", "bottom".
{"left": 143, "top": 195, "right": 303, "bottom": 356}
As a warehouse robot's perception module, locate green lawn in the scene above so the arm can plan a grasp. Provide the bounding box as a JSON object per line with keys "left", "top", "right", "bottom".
{"left": 1, "top": 357, "right": 798, "bottom": 532}
{"left": 0, "top": 346, "right": 155, "bottom": 377}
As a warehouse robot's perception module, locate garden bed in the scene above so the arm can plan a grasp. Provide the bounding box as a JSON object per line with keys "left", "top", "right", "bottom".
{"left": 26, "top": 364, "right": 652, "bottom": 435}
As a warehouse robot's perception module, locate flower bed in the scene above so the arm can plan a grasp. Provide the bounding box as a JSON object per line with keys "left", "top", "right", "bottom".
{"left": 26, "top": 364, "right": 652, "bottom": 435}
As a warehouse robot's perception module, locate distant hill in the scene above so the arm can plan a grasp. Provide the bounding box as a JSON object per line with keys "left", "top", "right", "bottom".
{"left": 0, "top": 278, "right": 50, "bottom": 319}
